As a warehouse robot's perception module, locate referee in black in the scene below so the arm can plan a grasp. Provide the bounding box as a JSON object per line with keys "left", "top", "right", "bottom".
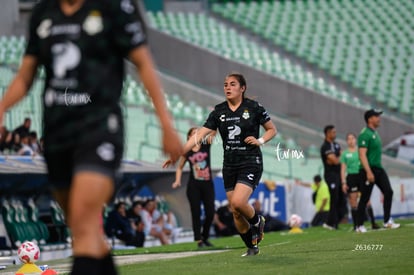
{"left": 320, "top": 125, "right": 342, "bottom": 229}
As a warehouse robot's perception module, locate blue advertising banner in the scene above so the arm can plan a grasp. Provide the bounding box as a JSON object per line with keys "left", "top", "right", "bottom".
{"left": 213, "top": 176, "right": 287, "bottom": 222}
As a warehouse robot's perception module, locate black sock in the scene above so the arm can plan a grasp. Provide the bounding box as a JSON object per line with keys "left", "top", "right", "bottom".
{"left": 351, "top": 208, "right": 358, "bottom": 230}
{"left": 366, "top": 206, "right": 376, "bottom": 225}
{"left": 239, "top": 228, "right": 254, "bottom": 248}
{"left": 71, "top": 256, "right": 101, "bottom": 275}
{"left": 71, "top": 254, "right": 118, "bottom": 275}
{"left": 247, "top": 214, "right": 259, "bottom": 226}
{"left": 101, "top": 253, "right": 118, "bottom": 275}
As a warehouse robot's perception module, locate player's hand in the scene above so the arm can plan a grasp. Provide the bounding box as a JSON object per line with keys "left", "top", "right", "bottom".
{"left": 244, "top": 136, "right": 261, "bottom": 146}
{"left": 342, "top": 183, "right": 348, "bottom": 194}
{"left": 162, "top": 127, "right": 183, "bottom": 164}
{"left": 162, "top": 159, "right": 173, "bottom": 168}
{"left": 366, "top": 170, "right": 375, "bottom": 183}
{"left": 171, "top": 181, "right": 181, "bottom": 189}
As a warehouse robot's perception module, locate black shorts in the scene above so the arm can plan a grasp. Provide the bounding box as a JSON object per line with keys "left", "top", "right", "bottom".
{"left": 346, "top": 173, "right": 361, "bottom": 193}
{"left": 222, "top": 164, "right": 263, "bottom": 192}
{"left": 44, "top": 125, "right": 124, "bottom": 190}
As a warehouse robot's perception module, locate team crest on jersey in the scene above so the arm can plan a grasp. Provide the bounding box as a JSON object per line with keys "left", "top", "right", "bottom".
{"left": 83, "top": 11, "right": 103, "bottom": 35}
{"left": 242, "top": 109, "right": 250, "bottom": 119}
{"left": 37, "top": 19, "right": 52, "bottom": 38}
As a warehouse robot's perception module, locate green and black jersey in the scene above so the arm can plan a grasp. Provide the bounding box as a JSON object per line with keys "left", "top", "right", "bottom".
{"left": 358, "top": 127, "right": 383, "bottom": 169}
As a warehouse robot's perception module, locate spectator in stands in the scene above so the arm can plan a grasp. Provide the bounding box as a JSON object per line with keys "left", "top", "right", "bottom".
{"left": 17, "top": 132, "right": 35, "bottom": 156}
{"left": 170, "top": 127, "right": 216, "bottom": 248}
{"left": 164, "top": 72, "right": 277, "bottom": 257}
{"left": 252, "top": 200, "right": 289, "bottom": 232}
{"left": 0, "top": 1, "right": 183, "bottom": 274}
{"left": 104, "top": 202, "right": 144, "bottom": 248}
{"left": 126, "top": 200, "right": 145, "bottom": 247}
{"left": 320, "top": 125, "right": 346, "bottom": 229}
{"left": 29, "top": 131, "right": 41, "bottom": 154}
{"left": 13, "top": 117, "right": 31, "bottom": 138}
{"left": 11, "top": 132, "right": 21, "bottom": 153}
{"left": 140, "top": 199, "right": 171, "bottom": 245}
{"left": 295, "top": 175, "right": 330, "bottom": 227}
{"left": 213, "top": 203, "right": 238, "bottom": 237}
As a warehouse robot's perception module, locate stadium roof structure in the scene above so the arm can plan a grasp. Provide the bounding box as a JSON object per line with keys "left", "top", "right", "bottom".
{"left": 0, "top": 156, "right": 175, "bottom": 196}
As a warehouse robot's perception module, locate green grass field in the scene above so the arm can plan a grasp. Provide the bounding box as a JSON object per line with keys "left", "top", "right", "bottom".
{"left": 4, "top": 219, "right": 414, "bottom": 275}
{"left": 114, "top": 218, "right": 414, "bottom": 275}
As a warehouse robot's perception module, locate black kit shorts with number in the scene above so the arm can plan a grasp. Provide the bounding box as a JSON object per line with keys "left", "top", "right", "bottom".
{"left": 346, "top": 173, "right": 362, "bottom": 193}
{"left": 43, "top": 115, "right": 124, "bottom": 190}
{"left": 222, "top": 163, "right": 263, "bottom": 192}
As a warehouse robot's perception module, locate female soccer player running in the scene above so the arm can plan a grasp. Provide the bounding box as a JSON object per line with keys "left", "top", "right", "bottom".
{"left": 0, "top": 0, "right": 183, "bottom": 274}
{"left": 164, "top": 73, "right": 277, "bottom": 256}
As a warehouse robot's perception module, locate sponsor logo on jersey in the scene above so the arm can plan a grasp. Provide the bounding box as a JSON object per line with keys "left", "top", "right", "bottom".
{"left": 37, "top": 19, "right": 52, "bottom": 38}
{"left": 83, "top": 10, "right": 103, "bottom": 35}
{"left": 121, "top": 0, "right": 135, "bottom": 14}
{"left": 242, "top": 109, "right": 250, "bottom": 119}
{"left": 97, "top": 142, "right": 115, "bottom": 161}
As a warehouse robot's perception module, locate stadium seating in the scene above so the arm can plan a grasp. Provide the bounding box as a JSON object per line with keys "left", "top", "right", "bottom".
{"left": 147, "top": 11, "right": 371, "bottom": 110}
{"left": 0, "top": 35, "right": 322, "bottom": 181}
{"left": 211, "top": 0, "right": 414, "bottom": 120}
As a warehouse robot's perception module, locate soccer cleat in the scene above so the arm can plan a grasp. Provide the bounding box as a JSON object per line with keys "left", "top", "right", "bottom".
{"left": 257, "top": 215, "right": 265, "bottom": 244}
{"left": 241, "top": 246, "right": 259, "bottom": 257}
{"left": 356, "top": 225, "right": 367, "bottom": 233}
{"left": 251, "top": 215, "right": 266, "bottom": 246}
{"left": 322, "top": 223, "right": 335, "bottom": 230}
{"left": 371, "top": 223, "right": 380, "bottom": 230}
{"left": 384, "top": 218, "right": 400, "bottom": 229}
{"left": 203, "top": 239, "right": 213, "bottom": 247}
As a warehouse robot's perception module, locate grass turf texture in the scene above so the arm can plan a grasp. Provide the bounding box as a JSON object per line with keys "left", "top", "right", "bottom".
{"left": 116, "top": 218, "right": 414, "bottom": 275}
{"left": 4, "top": 219, "right": 413, "bottom": 274}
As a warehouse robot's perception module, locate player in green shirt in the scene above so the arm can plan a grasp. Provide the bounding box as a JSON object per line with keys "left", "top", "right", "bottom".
{"left": 340, "top": 133, "right": 379, "bottom": 230}
{"left": 355, "top": 109, "right": 400, "bottom": 232}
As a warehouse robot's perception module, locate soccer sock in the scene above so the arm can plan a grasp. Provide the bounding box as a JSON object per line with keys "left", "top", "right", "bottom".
{"left": 366, "top": 206, "right": 375, "bottom": 225}
{"left": 71, "top": 256, "right": 102, "bottom": 275}
{"left": 71, "top": 254, "right": 118, "bottom": 275}
{"left": 248, "top": 214, "right": 259, "bottom": 226}
{"left": 239, "top": 228, "right": 255, "bottom": 248}
{"left": 101, "top": 253, "right": 118, "bottom": 275}
{"left": 351, "top": 208, "right": 358, "bottom": 229}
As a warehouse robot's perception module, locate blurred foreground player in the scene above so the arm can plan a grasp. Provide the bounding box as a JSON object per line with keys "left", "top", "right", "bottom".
{"left": 0, "top": 0, "right": 183, "bottom": 274}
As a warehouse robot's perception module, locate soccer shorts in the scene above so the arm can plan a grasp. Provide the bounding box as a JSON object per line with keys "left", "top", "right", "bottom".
{"left": 222, "top": 164, "right": 263, "bottom": 192}
{"left": 44, "top": 126, "right": 124, "bottom": 190}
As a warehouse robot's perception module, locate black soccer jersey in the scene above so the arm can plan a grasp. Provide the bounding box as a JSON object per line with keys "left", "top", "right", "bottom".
{"left": 203, "top": 98, "right": 271, "bottom": 167}
{"left": 320, "top": 140, "right": 341, "bottom": 175}
{"left": 25, "top": 0, "right": 147, "bottom": 148}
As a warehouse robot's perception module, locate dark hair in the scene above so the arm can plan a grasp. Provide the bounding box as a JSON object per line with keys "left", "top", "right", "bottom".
{"left": 115, "top": 202, "right": 126, "bottom": 211}
{"left": 313, "top": 175, "right": 322, "bottom": 182}
{"left": 323, "top": 125, "right": 335, "bottom": 135}
{"left": 186, "top": 127, "right": 198, "bottom": 141}
{"left": 29, "top": 131, "right": 37, "bottom": 138}
{"left": 226, "top": 72, "right": 247, "bottom": 97}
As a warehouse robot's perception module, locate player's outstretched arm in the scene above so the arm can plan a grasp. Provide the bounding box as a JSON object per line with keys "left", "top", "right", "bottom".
{"left": 0, "top": 55, "right": 38, "bottom": 126}
{"left": 163, "top": 127, "right": 213, "bottom": 167}
{"left": 129, "top": 46, "right": 183, "bottom": 163}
